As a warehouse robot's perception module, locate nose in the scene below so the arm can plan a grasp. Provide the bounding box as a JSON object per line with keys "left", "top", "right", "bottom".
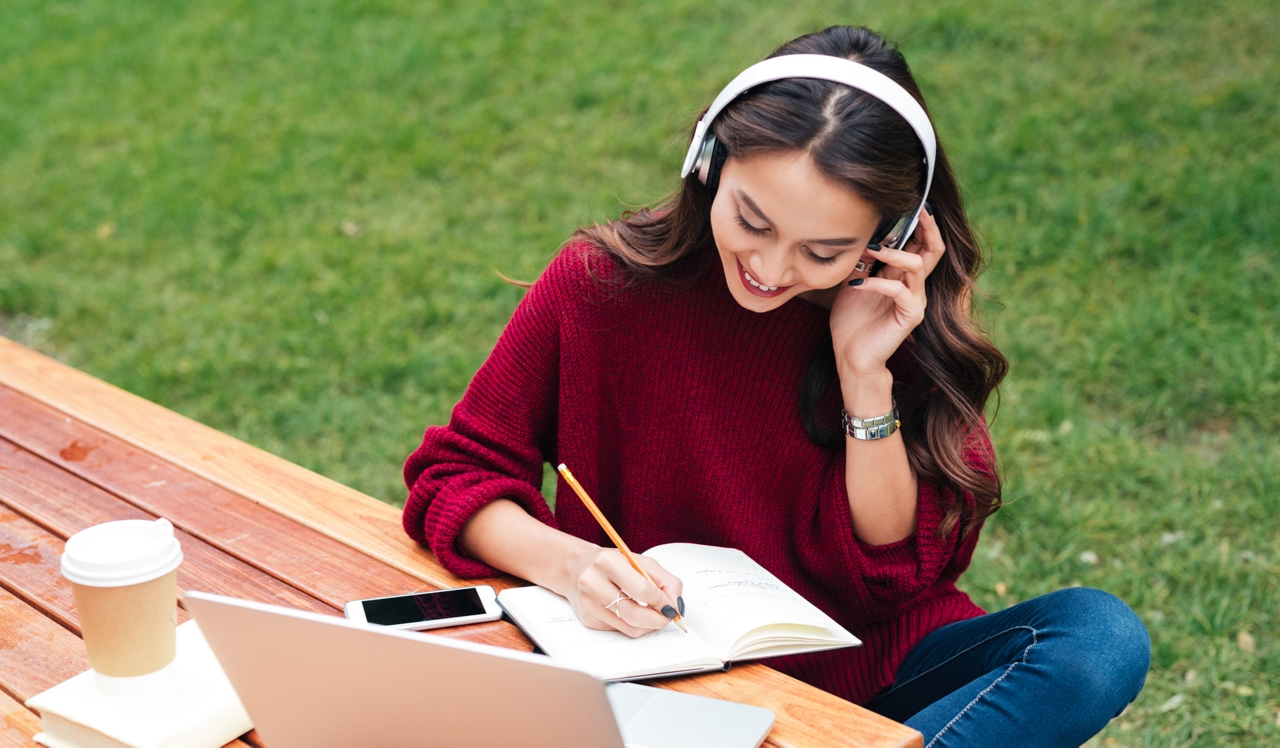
{"left": 744, "top": 251, "right": 791, "bottom": 287}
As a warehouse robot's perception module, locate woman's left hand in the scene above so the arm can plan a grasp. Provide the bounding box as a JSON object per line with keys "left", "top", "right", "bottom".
{"left": 830, "top": 208, "right": 946, "bottom": 376}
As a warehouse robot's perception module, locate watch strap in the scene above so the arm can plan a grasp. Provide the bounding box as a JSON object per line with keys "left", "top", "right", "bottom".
{"left": 841, "top": 401, "right": 900, "bottom": 441}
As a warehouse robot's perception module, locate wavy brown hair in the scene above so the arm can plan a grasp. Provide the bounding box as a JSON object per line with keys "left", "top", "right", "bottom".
{"left": 570, "top": 26, "right": 1007, "bottom": 538}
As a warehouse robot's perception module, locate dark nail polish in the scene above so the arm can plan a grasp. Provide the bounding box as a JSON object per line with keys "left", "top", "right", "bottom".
{"left": 865, "top": 243, "right": 881, "bottom": 252}
{"left": 924, "top": 201, "right": 934, "bottom": 216}
{"left": 661, "top": 605, "right": 678, "bottom": 620}
{"left": 849, "top": 278, "right": 865, "bottom": 286}
{"left": 677, "top": 596, "right": 685, "bottom": 616}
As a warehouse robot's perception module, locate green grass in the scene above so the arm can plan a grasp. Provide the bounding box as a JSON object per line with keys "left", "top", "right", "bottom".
{"left": 1, "top": 0, "right": 1276, "bottom": 743}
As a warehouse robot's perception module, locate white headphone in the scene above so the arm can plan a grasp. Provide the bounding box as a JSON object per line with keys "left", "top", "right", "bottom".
{"left": 680, "top": 54, "right": 937, "bottom": 249}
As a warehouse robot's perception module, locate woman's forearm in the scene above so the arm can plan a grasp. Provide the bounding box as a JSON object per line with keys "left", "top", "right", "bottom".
{"left": 840, "top": 366, "right": 918, "bottom": 545}
{"left": 458, "top": 498, "right": 599, "bottom": 596}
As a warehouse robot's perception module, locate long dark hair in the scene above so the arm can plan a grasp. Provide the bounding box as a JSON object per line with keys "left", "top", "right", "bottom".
{"left": 571, "top": 26, "right": 1007, "bottom": 538}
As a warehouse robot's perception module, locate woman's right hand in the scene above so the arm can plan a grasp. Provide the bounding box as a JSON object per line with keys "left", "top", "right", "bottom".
{"left": 458, "top": 499, "right": 684, "bottom": 637}
{"left": 565, "top": 547, "right": 684, "bottom": 638}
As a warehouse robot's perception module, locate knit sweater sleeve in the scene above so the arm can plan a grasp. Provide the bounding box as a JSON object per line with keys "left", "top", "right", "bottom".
{"left": 401, "top": 249, "right": 576, "bottom": 578}
{"left": 840, "top": 419, "right": 996, "bottom": 605}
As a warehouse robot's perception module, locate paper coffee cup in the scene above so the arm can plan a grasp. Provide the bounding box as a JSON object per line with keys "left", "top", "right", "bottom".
{"left": 61, "top": 518, "right": 183, "bottom": 695}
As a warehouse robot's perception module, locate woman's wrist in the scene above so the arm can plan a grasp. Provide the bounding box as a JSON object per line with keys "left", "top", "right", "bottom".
{"left": 557, "top": 542, "right": 603, "bottom": 596}
{"left": 459, "top": 498, "right": 599, "bottom": 595}
{"left": 837, "top": 365, "right": 894, "bottom": 418}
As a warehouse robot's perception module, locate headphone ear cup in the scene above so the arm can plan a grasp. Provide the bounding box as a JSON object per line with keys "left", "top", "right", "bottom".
{"left": 870, "top": 216, "right": 896, "bottom": 246}
{"left": 704, "top": 137, "right": 729, "bottom": 196}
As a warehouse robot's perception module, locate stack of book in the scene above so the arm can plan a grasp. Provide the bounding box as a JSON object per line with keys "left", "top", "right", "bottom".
{"left": 25, "top": 621, "right": 252, "bottom": 748}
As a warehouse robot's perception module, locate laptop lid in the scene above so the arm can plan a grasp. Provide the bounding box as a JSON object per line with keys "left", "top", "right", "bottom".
{"left": 185, "top": 591, "right": 626, "bottom": 748}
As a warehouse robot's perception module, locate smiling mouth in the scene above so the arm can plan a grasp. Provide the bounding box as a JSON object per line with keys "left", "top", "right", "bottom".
{"left": 736, "top": 258, "right": 792, "bottom": 298}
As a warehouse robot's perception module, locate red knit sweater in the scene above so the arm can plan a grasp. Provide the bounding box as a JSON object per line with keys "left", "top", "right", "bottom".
{"left": 403, "top": 241, "right": 989, "bottom": 705}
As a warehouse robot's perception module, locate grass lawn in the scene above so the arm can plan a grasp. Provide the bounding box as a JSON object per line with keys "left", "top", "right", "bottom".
{"left": 1, "top": 0, "right": 1276, "bottom": 743}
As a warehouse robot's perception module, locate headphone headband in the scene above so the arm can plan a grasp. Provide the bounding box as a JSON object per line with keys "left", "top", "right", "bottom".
{"left": 681, "top": 54, "right": 937, "bottom": 248}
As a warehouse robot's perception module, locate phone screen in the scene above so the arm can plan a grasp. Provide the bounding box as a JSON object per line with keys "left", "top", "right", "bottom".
{"left": 361, "top": 588, "right": 486, "bottom": 626}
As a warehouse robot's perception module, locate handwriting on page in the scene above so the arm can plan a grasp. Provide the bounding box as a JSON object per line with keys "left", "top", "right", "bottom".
{"left": 646, "top": 544, "right": 840, "bottom": 657}
{"left": 516, "top": 588, "right": 720, "bottom": 677}
{"left": 706, "top": 580, "right": 779, "bottom": 591}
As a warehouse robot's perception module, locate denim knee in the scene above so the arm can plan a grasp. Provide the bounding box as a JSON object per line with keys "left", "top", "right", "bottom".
{"left": 1043, "top": 588, "right": 1151, "bottom": 714}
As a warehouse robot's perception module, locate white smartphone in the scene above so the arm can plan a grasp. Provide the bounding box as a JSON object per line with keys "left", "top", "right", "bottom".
{"left": 343, "top": 585, "right": 502, "bottom": 631}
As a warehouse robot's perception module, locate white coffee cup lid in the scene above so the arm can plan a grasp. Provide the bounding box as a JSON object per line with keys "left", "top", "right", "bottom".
{"left": 61, "top": 518, "right": 184, "bottom": 587}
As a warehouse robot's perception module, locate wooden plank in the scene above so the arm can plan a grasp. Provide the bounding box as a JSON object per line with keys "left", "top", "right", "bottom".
{"left": 0, "top": 390, "right": 534, "bottom": 653}
{"left": 0, "top": 691, "right": 40, "bottom": 748}
{"left": 0, "top": 441, "right": 332, "bottom": 617}
{"left": 0, "top": 586, "right": 88, "bottom": 702}
{"left": 0, "top": 505, "right": 86, "bottom": 632}
{"left": 658, "top": 664, "right": 922, "bottom": 748}
{"left": 0, "top": 386, "right": 424, "bottom": 606}
{"left": 0, "top": 339, "right": 489, "bottom": 592}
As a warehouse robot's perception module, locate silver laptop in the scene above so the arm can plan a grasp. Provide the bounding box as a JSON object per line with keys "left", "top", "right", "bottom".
{"left": 185, "top": 591, "right": 774, "bottom": 748}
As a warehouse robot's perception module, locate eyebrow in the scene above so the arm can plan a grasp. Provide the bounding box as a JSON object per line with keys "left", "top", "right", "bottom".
{"left": 738, "top": 191, "right": 862, "bottom": 247}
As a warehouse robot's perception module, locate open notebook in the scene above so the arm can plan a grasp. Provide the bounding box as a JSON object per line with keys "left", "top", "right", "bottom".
{"left": 497, "top": 543, "right": 861, "bottom": 681}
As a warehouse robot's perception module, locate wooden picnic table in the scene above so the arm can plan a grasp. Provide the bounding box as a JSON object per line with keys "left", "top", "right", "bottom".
{"left": 0, "top": 335, "right": 922, "bottom": 748}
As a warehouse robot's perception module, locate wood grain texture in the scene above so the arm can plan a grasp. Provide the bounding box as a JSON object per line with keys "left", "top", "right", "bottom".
{"left": 0, "top": 337, "right": 492, "bottom": 592}
{"left": 0, "top": 505, "right": 85, "bottom": 633}
{"left": 658, "top": 664, "right": 923, "bottom": 748}
{"left": 0, "top": 691, "right": 39, "bottom": 748}
{"left": 0, "top": 439, "right": 332, "bottom": 618}
{"left": 0, "top": 587, "right": 87, "bottom": 702}
{"left": 0, "top": 389, "right": 443, "bottom": 602}
{"left": 0, "top": 397, "right": 535, "bottom": 652}
{"left": 0, "top": 338, "right": 922, "bottom": 747}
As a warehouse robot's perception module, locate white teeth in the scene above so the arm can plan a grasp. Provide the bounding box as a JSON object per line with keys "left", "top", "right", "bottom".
{"left": 741, "top": 267, "right": 781, "bottom": 292}
{"left": 743, "top": 270, "right": 777, "bottom": 292}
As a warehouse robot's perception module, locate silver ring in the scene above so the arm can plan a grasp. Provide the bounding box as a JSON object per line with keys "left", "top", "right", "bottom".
{"left": 605, "top": 590, "right": 632, "bottom": 618}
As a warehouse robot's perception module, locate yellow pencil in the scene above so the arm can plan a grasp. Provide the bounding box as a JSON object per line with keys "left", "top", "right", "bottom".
{"left": 557, "top": 463, "right": 689, "bottom": 633}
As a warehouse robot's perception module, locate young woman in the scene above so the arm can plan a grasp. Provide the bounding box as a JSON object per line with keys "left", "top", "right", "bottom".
{"left": 403, "top": 25, "right": 1150, "bottom": 747}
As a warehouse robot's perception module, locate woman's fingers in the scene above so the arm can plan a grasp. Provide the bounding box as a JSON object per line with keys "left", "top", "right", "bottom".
{"left": 905, "top": 208, "right": 947, "bottom": 276}
{"left": 866, "top": 244, "right": 924, "bottom": 277}
{"left": 849, "top": 276, "right": 925, "bottom": 325}
{"left": 868, "top": 210, "right": 945, "bottom": 291}
{"left": 578, "top": 573, "right": 656, "bottom": 637}
{"left": 605, "top": 555, "right": 680, "bottom": 628}
{"left": 638, "top": 555, "right": 684, "bottom": 612}
{"left": 581, "top": 601, "right": 650, "bottom": 638}
{"left": 583, "top": 551, "right": 681, "bottom": 636}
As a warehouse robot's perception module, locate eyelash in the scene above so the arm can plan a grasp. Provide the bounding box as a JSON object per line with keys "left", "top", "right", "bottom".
{"left": 734, "top": 211, "right": 840, "bottom": 265}
{"left": 734, "top": 212, "right": 769, "bottom": 236}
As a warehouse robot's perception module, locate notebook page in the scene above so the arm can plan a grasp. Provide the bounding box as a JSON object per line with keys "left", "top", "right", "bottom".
{"left": 643, "top": 544, "right": 856, "bottom": 660}
{"left": 497, "top": 586, "right": 722, "bottom": 681}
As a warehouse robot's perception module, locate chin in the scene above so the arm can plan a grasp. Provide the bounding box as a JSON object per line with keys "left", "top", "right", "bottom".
{"left": 722, "top": 269, "right": 795, "bottom": 313}
{"left": 738, "top": 291, "right": 792, "bottom": 313}
{"left": 715, "top": 244, "right": 803, "bottom": 312}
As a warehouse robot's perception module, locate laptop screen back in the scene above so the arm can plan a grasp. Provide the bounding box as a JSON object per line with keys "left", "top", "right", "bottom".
{"left": 185, "top": 591, "right": 625, "bottom": 748}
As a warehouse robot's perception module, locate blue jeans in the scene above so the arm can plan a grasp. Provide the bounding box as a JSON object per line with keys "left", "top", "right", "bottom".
{"left": 866, "top": 588, "right": 1150, "bottom": 748}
